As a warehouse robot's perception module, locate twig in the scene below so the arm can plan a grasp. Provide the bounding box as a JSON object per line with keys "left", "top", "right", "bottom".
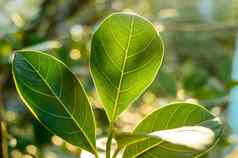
{"left": 106, "top": 129, "right": 113, "bottom": 158}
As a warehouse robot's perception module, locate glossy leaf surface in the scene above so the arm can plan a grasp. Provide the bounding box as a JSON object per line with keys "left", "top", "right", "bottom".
{"left": 12, "top": 51, "right": 97, "bottom": 154}
{"left": 90, "top": 12, "right": 164, "bottom": 121}
{"left": 122, "top": 103, "right": 222, "bottom": 158}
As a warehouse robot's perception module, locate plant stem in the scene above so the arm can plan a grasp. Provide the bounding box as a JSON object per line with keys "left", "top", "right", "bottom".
{"left": 94, "top": 152, "right": 99, "bottom": 158}
{"left": 106, "top": 130, "right": 113, "bottom": 158}
{"left": 106, "top": 122, "right": 115, "bottom": 158}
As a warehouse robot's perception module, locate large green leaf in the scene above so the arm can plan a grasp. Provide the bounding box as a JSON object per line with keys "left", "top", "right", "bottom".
{"left": 90, "top": 12, "right": 164, "bottom": 121}
{"left": 12, "top": 51, "right": 97, "bottom": 155}
{"left": 122, "top": 103, "right": 222, "bottom": 158}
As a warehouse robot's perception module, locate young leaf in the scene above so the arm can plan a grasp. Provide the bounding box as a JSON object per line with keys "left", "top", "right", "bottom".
{"left": 12, "top": 51, "right": 97, "bottom": 155}
{"left": 90, "top": 12, "right": 164, "bottom": 121}
{"left": 122, "top": 102, "right": 222, "bottom": 158}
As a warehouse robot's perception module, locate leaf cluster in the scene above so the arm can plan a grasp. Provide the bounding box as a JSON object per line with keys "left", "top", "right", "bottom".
{"left": 12, "top": 12, "right": 222, "bottom": 158}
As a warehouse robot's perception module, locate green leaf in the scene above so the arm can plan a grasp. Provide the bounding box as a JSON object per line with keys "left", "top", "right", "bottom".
{"left": 90, "top": 12, "right": 164, "bottom": 121}
{"left": 114, "top": 131, "right": 147, "bottom": 149}
{"left": 12, "top": 51, "right": 97, "bottom": 155}
{"left": 122, "top": 102, "right": 222, "bottom": 158}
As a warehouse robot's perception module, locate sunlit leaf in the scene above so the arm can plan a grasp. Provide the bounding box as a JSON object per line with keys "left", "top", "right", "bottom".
{"left": 90, "top": 12, "right": 164, "bottom": 121}
{"left": 12, "top": 51, "right": 97, "bottom": 155}
{"left": 122, "top": 102, "right": 222, "bottom": 158}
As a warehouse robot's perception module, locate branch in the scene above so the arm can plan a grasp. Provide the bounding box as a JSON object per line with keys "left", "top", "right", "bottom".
{"left": 159, "top": 22, "right": 238, "bottom": 32}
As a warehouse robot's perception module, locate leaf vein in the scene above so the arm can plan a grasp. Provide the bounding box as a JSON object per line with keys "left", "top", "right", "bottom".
{"left": 20, "top": 55, "right": 97, "bottom": 153}
{"left": 99, "top": 32, "right": 122, "bottom": 72}
{"left": 109, "top": 18, "right": 127, "bottom": 51}
{"left": 127, "top": 33, "right": 156, "bottom": 59}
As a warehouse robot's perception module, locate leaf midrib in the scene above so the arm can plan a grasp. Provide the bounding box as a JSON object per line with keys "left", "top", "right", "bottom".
{"left": 111, "top": 16, "right": 135, "bottom": 121}
{"left": 18, "top": 54, "right": 96, "bottom": 153}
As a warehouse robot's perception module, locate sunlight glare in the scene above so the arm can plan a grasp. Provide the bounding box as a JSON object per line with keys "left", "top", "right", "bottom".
{"left": 150, "top": 126, "right": 215, "bottom": 150}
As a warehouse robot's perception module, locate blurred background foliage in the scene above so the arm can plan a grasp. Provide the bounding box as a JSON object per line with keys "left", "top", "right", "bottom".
{"left": 0, "top": 0, "right": 238, "bottom": 157}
